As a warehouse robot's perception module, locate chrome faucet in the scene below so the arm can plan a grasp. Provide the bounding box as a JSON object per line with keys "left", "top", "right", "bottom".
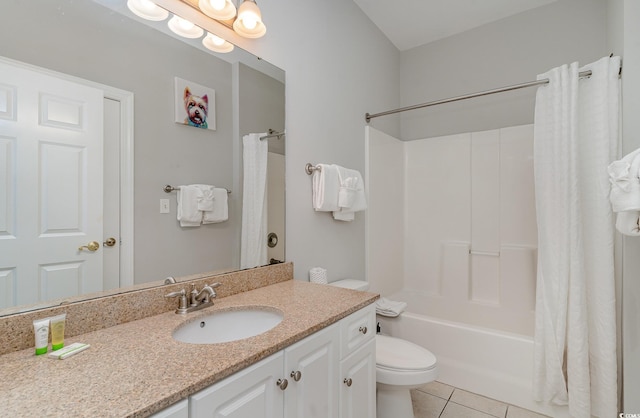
{"left": 166, "top": 283, "right": 222, "bottom": 314}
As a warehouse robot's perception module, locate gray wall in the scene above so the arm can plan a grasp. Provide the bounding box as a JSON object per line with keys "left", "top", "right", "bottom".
{"left": 0, "top": 0, "right": 238, "bottom": 284}
{"left": 229, "top": 0, "right": 401, "bottom": 284}
{"left": 393, "top": 0, "right": 609, "bottom": 140}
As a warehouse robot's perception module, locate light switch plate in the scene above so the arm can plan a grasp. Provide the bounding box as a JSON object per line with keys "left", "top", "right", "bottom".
{"left": 160, "top": 199, "right": 170, "bottom": 214}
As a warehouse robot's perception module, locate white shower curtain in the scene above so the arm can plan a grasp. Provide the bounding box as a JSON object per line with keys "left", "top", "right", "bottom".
{"left": 533, "top": 56, "right": 620, "bottom": 417}
{"left": 240, "top": 133, "right": 268, "bottom": 269}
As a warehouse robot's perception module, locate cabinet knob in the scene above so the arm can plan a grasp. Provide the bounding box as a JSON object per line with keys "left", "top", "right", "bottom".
{"left": 276, "top": 378, "right": 288, "bottom": 390}
{"left": 343, "top": 378, "right": 353, "bottom": 387}
{"left": 290, "top": 370, "right": 302, "bottom": 382}
{"left": 359, "top": 326, "right": 368, "bottom": 334}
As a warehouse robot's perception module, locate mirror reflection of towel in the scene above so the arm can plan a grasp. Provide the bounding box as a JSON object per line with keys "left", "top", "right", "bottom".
{"left": 203, "top": 188, "right": 229, "bottom": 224}
{"left": 176, "top": 185, "right": 202, "bottom": 227}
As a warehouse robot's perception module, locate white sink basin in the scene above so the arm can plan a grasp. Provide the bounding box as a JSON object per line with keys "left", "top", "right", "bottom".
{"left": 172, "top": 307, "right": 284, "bottom": 344}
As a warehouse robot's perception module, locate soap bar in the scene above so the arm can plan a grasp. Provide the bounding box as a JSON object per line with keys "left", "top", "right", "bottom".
{"left": 48, "top": 342, "right": 90, "bottom": 360}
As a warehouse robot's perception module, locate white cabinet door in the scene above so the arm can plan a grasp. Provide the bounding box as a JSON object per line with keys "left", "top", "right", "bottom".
{"left": 284, "top": 324, "right": 340, "bottom": 418}
{"left": 340, "top": 338, "right": 376, "bottom": 418}
{"left": 190, "top": 351, "right": 285, "bottom": 418}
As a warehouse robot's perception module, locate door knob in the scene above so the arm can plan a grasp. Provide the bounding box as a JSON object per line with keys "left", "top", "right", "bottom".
{"left": 343, "top": 378, "right": 353, "bottom": 387}
{"left": 290, "top": 370, "right": 302, "bottom": 382}
{"left": 103, "top": 237, "right": 117, "bottom": 247}
{"left": 78, "top": 241, "right": 100, "bottom": 252}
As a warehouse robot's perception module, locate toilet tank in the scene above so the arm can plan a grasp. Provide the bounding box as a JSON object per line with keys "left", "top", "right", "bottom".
{"left": 328, "top": 279, "right": 370, "bottom": 291}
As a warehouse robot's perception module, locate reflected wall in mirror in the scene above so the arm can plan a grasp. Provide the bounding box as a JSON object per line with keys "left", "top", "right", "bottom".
{"left": 0, "top": 0, "right": 285, "bottom": 316}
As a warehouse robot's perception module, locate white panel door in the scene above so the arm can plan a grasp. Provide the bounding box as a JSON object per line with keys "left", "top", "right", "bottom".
{"left": 0, "top": 60, "right": 103, "bottom": 307}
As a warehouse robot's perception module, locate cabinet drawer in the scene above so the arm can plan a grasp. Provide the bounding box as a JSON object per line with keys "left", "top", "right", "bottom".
{"left": 340, "top": 304, "right": 375, "bottom": 358}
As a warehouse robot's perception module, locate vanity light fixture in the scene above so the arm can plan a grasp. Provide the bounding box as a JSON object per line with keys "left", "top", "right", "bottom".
{"left": 127, "top": 0, "right": 169, "bottom": 21}
{"left": 202, "top": 32, "right": 235, "bottom": 53}
{"left": 168, "top": 14, "right": 204, "bottom": 38}
{"left": 128, "top": 0, "right": 266, "bottom": 53}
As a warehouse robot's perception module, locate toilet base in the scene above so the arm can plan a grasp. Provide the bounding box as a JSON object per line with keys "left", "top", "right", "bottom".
{"left": 376, "top": 384, "right": 414, "bottom": 418}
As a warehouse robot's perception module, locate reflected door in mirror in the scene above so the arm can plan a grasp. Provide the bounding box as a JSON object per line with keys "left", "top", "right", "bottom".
{"left": 0, "top": 61, "right": 105, "bottom": 308}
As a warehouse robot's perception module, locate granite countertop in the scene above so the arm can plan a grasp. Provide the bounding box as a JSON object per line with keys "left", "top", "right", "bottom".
{"left": 0, "top": 280, "right": 378, "bottom": 417}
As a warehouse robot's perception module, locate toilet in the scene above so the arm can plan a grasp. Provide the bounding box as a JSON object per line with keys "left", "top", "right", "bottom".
{"left": 329, "top": 279, "right": 438, "bottom": 418}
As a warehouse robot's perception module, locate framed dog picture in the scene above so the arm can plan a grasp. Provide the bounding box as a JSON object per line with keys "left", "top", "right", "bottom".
{"left": 174, "top": 77, "right": 216, "bottom": 130}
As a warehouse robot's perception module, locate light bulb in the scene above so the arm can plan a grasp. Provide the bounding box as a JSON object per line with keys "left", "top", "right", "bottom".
{"left": 241, "top": 15, "right": 258, "bottom": 30}
{"left": 177, "top": 17, "right": 194, "bottom": 31}
{"left": 209, "top": 34, "right": 225, "bottom": 46}
{"left": 168, "top": 15, "right": 204, "bottom": 38}
{"left": 199, "top": 0, "right": 237, "bottom": 21}
{"left": 138, "top": 0, "right": 157, "bottom": 11}
{"left": 233, "top": 0, "right": 266, "bottom": 38}
{"left": 127, "top": 0, "right": 168, "bottom": 21}
{"left": 202, "top": 32, "right": 234, "bottom": 53}
{"left": 209, "top": 0, "right": 226, "bottom": 11}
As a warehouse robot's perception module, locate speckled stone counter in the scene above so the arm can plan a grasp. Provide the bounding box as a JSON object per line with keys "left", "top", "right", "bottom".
{"left": 0, "top": 280, "right": 378, "bottom": 417}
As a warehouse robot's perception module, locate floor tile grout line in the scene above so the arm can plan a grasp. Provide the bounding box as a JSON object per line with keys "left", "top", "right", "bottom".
{"left": 448, "top": 400, "right": 505, "bottom": 417}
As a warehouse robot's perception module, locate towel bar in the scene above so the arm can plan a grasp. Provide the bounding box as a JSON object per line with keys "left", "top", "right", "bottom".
{"left": 305, "top": 163, "right": 320, "bottom": 175}
{"left": 260, "top": 129, "right": 285, "bottom": 140}
{"left": 163, "top": 185, "right": 231, "bottom": 194}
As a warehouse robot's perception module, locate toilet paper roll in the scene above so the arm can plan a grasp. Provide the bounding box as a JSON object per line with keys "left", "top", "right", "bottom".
{"left": 309, "top": 267, "right": 328, "bottom": 284}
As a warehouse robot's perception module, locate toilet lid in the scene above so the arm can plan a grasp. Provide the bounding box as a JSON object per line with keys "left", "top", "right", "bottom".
{"left": 376, "top": 334, "right": 437, "bottom": 372}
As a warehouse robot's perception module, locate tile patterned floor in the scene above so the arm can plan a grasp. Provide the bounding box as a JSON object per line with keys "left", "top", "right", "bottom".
{"left": 410, "top": 381, "right": 551, "bottom": 418}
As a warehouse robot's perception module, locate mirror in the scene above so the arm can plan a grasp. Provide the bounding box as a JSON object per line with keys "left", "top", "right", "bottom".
{"left": 0, "top": 0, "right": 285, "bottom": 315}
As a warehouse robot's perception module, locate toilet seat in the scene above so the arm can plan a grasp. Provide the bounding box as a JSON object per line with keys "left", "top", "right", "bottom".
{"left": 376, "top": 334, "right": 438, "bottom": 387}
{"left": 376, "top": 334, "right": 437, "bottom": 372}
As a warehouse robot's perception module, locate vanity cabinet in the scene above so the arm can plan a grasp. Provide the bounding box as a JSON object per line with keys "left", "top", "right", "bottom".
{"left": 174, "top": 304, "right": 375, "bottom": 418}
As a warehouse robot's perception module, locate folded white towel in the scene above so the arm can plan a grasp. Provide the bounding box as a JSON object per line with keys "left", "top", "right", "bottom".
{"left": 203, "top": 187, "right": 229, "bottom": 224}
{"left": 176, "top": 185, "right": 202, "bottom": 227}
{"left": 194, "top": 184, "right": 215, "bottom": 212}
{"left": 609, "top": 148, "right": 640, "bottom": 212}
{"left": 312, "top": 164, "right": 341, "bottom": 212}
{"left": 333, "top": 165, "right": 367, "bottom": 222}
{"left": 375, "top": 297, "right": 407, "bottom": 318}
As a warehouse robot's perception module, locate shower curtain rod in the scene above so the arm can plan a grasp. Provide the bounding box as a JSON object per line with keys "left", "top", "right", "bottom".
{"left": 365, "top": 69, "right": 602, "bottom": 123}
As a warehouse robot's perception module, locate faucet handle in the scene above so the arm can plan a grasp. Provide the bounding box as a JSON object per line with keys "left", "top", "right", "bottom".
{"left": 208, "top": 282, "right": 222, "bottom": 298}
{"left": 165, "top": 289, "right": 188, "bottom": 314}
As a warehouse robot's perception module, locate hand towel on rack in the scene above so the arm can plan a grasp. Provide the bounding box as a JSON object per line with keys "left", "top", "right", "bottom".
{"left": 194, "top": 184, "right": 215, "bottom": 212}
{"left": 332, "top": 165, "right": 367, "bottom": 222}
{"left": 203, "top": 187, "right": 229, "bottom": 224}
{"left": 312, "top": 164, "right": 341, "bottom": 211}
{"left": 609, "top": 148, "right": 640, "bottom": 235}
{"left": 176, "top": 185, "right": 202, "bottom": 227}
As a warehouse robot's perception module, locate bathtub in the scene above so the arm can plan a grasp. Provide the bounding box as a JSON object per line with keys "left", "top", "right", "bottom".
{"left": 376, "top": 310, "right": 569, "bottom": 418}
